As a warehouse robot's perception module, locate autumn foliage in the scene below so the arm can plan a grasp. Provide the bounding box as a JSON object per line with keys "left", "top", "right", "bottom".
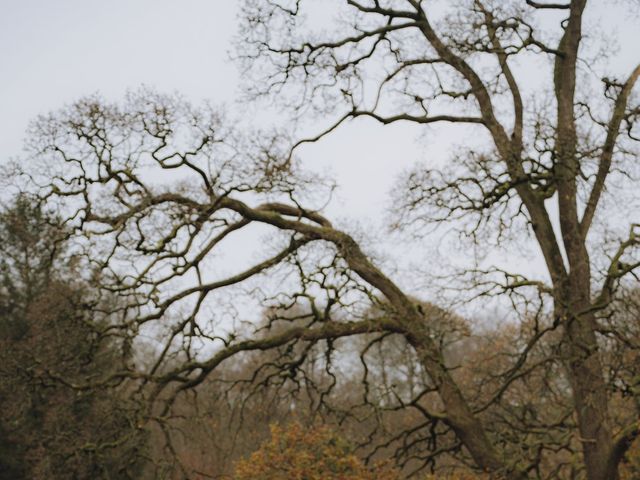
{"left": 232, "top": 422, "right": 401, "bottom": 480}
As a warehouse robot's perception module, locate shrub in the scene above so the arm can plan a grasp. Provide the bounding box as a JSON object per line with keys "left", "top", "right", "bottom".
{"left": 232, "top": 422, "right": 401, "bottom": 480}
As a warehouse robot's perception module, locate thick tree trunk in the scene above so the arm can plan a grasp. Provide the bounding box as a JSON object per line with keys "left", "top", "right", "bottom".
{"left": 552, "top": 2, "right": 618, "bottom": 473}
{"left": 560, "top": 286, "right": 617, "bottom": 480}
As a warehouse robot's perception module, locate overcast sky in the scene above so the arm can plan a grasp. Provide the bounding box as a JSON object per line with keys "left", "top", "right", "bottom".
{"left": 1, "top": 1, "right": 237, "bottom": 155}
{"left": 0, "top": 1, "right": 443, "bottom": 219}
{"left": 2, "top": 1, "right": 635, "bottom": 212}
{"left": 1, "top": 1, "right": 638, "bottom": 315}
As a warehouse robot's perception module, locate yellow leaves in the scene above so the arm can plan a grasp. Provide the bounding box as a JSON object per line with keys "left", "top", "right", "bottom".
{"left": 232, "top": 422, "right": 401, "bottom": 480}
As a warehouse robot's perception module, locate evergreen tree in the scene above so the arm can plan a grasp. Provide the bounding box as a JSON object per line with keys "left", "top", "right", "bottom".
{"left": 0, "top": 196, "right": 146, "bottom": 479}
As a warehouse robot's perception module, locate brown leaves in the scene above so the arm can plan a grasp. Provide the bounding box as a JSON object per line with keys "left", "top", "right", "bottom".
{"left": 232, "top": 422, "right": 402, "bottom": 480}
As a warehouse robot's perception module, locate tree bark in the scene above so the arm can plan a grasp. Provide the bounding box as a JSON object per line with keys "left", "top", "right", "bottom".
{"left": 559, "top": 291, "right": 617, "bottom": 480}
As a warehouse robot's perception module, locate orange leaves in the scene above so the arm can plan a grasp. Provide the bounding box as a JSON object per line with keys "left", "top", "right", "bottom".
{"left": 232, "top": 422, "right": 401, "bottom": 480}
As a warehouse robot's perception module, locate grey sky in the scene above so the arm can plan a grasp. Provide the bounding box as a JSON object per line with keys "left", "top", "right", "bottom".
{"left": 3, "top": 1, "right": 636, "bottom": 214}
{"left": 1, "top": 1, "right": 638, "bottom": 313}
{"left": 0, "top": 1, "right": 236, "bottom": 156}
{"left": 0, "top": 1, "right": 437, "bottom": 219}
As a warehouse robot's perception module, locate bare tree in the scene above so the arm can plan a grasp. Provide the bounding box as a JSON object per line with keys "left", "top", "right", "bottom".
{"left": 233, "top": 1, "right": 640, "bottom": 478}
{"left": 16, "top": 0, "right": 640, "bottom": 473}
